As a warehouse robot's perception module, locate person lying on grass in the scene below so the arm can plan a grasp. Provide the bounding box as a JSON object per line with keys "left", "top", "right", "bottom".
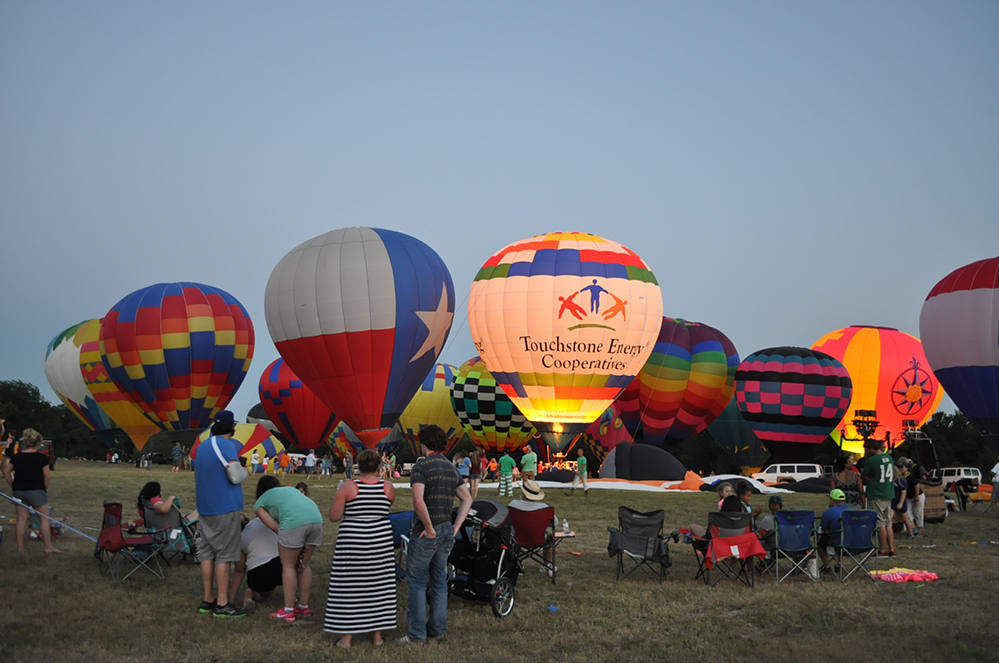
{"left": 253, "top": 475, "right": 323, "bottom": 623}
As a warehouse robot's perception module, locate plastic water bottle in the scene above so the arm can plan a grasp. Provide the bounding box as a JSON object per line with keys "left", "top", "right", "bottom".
{"left": 562, "top": 519, "right": 569, "bottom": 534}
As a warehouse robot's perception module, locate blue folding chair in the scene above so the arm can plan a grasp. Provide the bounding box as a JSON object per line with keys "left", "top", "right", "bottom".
{"left": 388, "top": 510, "right": 414, "bottom": 580}
{"left": 771, "top": 510, "right": 818, "bottom": 583}
{"left": 835, "top": 509, "right": 879, "bottom": 583}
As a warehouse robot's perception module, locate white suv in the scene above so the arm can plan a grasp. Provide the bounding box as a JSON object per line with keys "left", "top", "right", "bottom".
{"left": 928, "top": 467, "right": 983, "bottom": 490}
{"left": 751, "top": 463, "right": 823, "bottom": 484}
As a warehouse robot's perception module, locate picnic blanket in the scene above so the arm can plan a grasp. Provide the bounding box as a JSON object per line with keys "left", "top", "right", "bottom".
{"left": 870, "top": 567, "right": 938, "bottom": 582}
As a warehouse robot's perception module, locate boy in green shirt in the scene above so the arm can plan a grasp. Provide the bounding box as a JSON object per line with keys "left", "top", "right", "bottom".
{"left": 498, "top": 450, "right": 517, "bottom": 497}
{"left": 566, "top": 447, "right": 588, "bottom": 496}
{"left": 860, "top": 440, "right": 895, "bottom": 556}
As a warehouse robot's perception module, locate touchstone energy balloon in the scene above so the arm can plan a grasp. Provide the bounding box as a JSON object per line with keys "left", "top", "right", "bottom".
{"left": 265, "top": 227, "right": 455, "bottom": 447}
{"left": 44, "top": 321, "right": 118, "bottom": 445}
{"left": 450, "top": 356, "right": 535, "bottom": 454}
{"left": 811, "top": 326, "right": 944, "bottom": 454}
{"left": 78, "top": 318, "right": 162, "bottom": 451}
{"left": 396, "top": 363, "right": 463, "bottom": 456}
{"left": 920, "top": 257, "right": 999, "bottom": 453}
{"left": 735, "top": 347, "right": 853, "bottom": 462}
{"left": 100, "top": 283, "right": 255, "bottom": 431}
{"left": 468, "top": 232, "right": 663, "bottom": 450}
{"left": 258, "top": 358, "right": 340, "bottom": 451}
{"left": 616, "top": 318, "right": 739, "bottom": 447}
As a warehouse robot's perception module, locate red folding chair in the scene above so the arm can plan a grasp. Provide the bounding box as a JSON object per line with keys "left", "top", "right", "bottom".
{"left": 509, "top": 505, "right": 565, "bottom": 584}
{"left": 95, "top": 502, "right": 164, "bottom": 581}
{"left": 704, "top": 512, "right": 766, "bottom": 587}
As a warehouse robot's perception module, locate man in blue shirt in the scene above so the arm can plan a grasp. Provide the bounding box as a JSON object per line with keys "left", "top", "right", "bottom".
{"left": 818, "top": 489, "right": 852, "bottom": 572}
{"left": 192, "top": 410, "right": 246, "bottom": 618}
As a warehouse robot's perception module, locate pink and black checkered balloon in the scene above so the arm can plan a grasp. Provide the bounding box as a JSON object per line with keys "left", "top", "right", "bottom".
{"left": 735, "top": 347, "right": 852, "bottom": 461}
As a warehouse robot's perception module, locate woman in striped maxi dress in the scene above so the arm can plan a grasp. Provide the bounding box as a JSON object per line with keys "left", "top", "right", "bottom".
{"left": 324, "top": 449, "right": 397, "bottom": 648}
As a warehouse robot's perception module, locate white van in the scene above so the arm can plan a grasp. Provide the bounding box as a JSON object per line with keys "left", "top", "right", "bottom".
{"left": 751, "top": 463, "right": 823, "bottom": 484}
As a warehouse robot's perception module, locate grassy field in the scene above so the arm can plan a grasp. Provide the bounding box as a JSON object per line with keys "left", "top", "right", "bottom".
{"left": 1, "top": 461, "right": 996, "bottom": 663}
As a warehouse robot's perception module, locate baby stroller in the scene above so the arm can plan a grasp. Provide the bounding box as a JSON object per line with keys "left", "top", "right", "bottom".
{"left": 448, "top": 499, "right": 523, "bottom": 617}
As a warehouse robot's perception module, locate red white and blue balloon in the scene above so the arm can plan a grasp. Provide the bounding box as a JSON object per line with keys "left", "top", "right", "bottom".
{"left": 920, "top": 257, "right": 999, "bottom": 452}
{"left": 264, "top": 227, "right": 455, "bottom": 448}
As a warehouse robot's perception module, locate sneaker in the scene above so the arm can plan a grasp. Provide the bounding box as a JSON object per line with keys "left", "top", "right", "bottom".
{"left": 428, "top": 634, "right": 446, "bottom": 643}
{"left": 876, "top": 550, "right": 892, "bottom": 558}
{"left": 545, "top": 564, "right": 558, "bottom": 578}
{"left": 294, "top": 605, "right": 312, "bottom": 618}
{"left": 198, "top": 600, "right": 217, "bottom": 614}
{"left": 584, "top": 489, "right": 589, "bottom": 497}
{"left": 213, "top": 603, "right": 247, "bottom": 618}
{"left": 270, "top": 608, "right": 296, "bottom": 623}
{"left": 395, "top": 635, "right": 425, "bottom": 645}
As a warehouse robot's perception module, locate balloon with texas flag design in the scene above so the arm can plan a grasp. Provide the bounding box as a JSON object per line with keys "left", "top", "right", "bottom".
{"left": 264, "top": 227, "right": 455, "bottom": 448}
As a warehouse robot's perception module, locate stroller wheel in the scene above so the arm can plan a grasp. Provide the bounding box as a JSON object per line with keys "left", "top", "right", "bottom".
{"left": 490, "top": 577, "right": 515, "bottom": 618}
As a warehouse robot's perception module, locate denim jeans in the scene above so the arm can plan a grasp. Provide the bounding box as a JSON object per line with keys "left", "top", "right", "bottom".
{"left": 406, "top": 523, "right": 454, "bottom": 641}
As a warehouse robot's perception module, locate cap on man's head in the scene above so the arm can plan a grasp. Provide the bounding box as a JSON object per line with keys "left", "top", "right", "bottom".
{"left": 214, "top": 410, "right": 235, "bottom": 425}
{"left": 829, "top": 488, "right": 846, "bottom": 501}
{"left": 520, "top": 479, "right": 546, "bottom": 502}
{"left": 768, "top": 495, "right": 783, "bottom": 507}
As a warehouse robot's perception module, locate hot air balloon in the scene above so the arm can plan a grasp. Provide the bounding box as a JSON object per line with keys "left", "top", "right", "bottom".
{"left": 577, "top": 403, "right": 633, "bottom": 463}
{"left": 100, "top": 282, "right": 254, "bottom": 431}
{"left": 920, "top": 257, "right": 999, "bottom": 453}
{"left": 735, "top": 347, "right": 853, "bottom": 462}
{"left": 616, "top": 318, "right": 738, "bottom": 447}
{"left": 706, "top": 398, "right": 770, "bottom": 475}
{"left": 192, "top": 423, "right": 284, "bottom": 462}
{"left": 78, "top": 318, "right": 162, "bottom": 451}
{"left": 468, "top": 232, "right": 663, "bottom": 450}
{"left": 811, "top": 326, "right": 944, "bottom": 454}
{"left": 450, "top": 357, "right": 535, "bottom": 454}
{"left": 44, "top": 321, "right": 118, "bottom": 445}
{"left": 396, "top": 363, "right": 463, "bottom": 456}
{"left": 258, "top": 358, "right": 340, "bottom": 451}
{"left": 264, "top": 227, "right": 454, "bottom": 448}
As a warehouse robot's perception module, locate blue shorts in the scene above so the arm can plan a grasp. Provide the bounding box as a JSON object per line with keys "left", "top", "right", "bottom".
{"left": 13, "top": 489, "right": 48, "bottom": 508}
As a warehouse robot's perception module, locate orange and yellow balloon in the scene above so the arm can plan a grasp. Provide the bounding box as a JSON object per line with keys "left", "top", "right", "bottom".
{"left": 468, "top": 232, "right": 663, "bottom": 450}
{"left": 812, "top": 325, "right": 944, "bottom": 454}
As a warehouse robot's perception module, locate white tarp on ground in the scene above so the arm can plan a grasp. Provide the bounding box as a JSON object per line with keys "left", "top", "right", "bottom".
{"left": 392, "top": 475, "right": 793, "bottom": 493}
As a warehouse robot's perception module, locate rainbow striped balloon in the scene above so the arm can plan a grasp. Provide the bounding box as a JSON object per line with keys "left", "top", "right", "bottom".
{"left": 617, "top": 318, "right": 739, "bottom": 447}
{"left": 468, "top": 232, "right": 663, "bottom": 449}
{"left": 735, "top": 347, "right": 852, "bottom": 461}
{"left": 100, "top": 283, "right": 255, "bottom": 431}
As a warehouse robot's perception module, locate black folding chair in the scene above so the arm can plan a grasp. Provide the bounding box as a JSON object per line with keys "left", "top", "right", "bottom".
{"left": 607, "top": 507, "right": 677, "bottom": 583}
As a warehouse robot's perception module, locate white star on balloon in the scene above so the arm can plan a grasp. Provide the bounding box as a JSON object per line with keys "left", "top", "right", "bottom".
{"left": 410, "top": 284, "right": 453, "bottom": 363}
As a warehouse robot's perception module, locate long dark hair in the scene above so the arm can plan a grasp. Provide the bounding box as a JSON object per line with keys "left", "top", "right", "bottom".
{"left": 256, "top": 475, "right": 281, "bottom": 499}
{"left": 138, "top": 481, "right": 161, "bottom": 514}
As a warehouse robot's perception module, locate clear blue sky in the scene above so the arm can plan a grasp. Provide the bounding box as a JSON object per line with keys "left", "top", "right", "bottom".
{"left": 2, "top": 2, "right": 996, "bottom": 426}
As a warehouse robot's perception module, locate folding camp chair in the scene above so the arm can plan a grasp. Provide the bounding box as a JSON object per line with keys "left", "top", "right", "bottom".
{"left": 95, "top": 502, "right": 164, "bottom": 581}
{"left": 388, "top": 510, "right": 413, "bottom": 580}
{"left": 607, "top": 507, "right": 676, "bottom": 583}
{"left": 835, "top": 509, "right": 879, "bottom": 583}
{"left": 703, "top": 512, "right": 766, "bottom": 587}
{"left": 509, "top": 504, "right": 565, "bottom": 584}
{"left": 770, "top": 510, "right": 818, "bottom": 583}
{"left": 965, "top": 490, "right": 991, "bottom": 515}
{"left": 138, "top": 498, "right": 197, "bottom": 565}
